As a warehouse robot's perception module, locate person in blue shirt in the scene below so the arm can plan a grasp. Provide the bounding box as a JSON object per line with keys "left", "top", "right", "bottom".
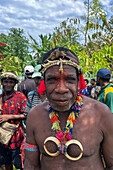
{"left": 81, "top": 79, "right": 91, "bottom": 97}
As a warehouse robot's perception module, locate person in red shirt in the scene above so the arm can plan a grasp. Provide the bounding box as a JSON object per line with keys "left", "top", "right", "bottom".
{"left": 32, "top": 64, "right": 46, "bottom": 101}
{"left": 0, "top": 71, "right": 27, "bottom": 170}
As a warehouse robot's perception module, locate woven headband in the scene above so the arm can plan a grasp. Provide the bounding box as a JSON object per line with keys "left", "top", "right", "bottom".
{"left": 40, "top": 49, "right": 81, "bottom": 74}
{"left": 1, "top": 72, "right": 19, "bottom": 83}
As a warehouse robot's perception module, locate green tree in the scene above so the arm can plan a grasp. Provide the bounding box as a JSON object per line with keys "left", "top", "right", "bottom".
{"left": 81, "top": 0, "right": 109, "bottom": 48}
{"left": 75, "top": 0, "right": 113, "bottom": 76}
{"left": 108, "top": 15, "right": 113, "bottom": 42}
{"left": 0, "top": 40, "right": 22, "bottom": 75}
{"left": 0, "top": 28, "right": 33, "bottom": 74}
{"left": 28, "top": 33, "right": 53, "bottom": 64}
{"left": 51, "top": 18, "right": 80, "bottom": 48}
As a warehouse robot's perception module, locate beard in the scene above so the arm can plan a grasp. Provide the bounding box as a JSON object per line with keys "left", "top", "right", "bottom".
{"left": 46, "top": 90, "right": 78, "bottom": 112}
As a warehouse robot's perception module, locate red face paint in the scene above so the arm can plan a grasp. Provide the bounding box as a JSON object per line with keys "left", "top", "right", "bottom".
{"left": 45, "top": 65, "right": 78, "bottom": 112}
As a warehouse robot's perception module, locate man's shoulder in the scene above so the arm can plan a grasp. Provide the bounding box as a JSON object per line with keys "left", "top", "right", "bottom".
{"left": 83, "top": 95, "right": 94, "bottom": 103}
{"left": 105, "top": 84, "right": 113, "bottom": 93}
{"left": 104, "top": 84, "right": 113, "bottom": 99}
{"left": 83, "top": 95, "right": 108, "bottom": 109}
{"left": 15, "top": 91, "right": 27, "bottom": 99}
{"left": 18, "top": 78, "right": 34, "bottom": 85}
{"left": 18, "top": 79, "right": 26, "bottom": 85}
{"left": 83, "top": 96, "right": 112, "bottom": 119}
{"left": 35, "top": 101, "right": 48, "bottom": 112}
{"left": 24, "top": 78, "right": 35, "bottom": 87}
{"left": 25, "top": 78, "right": 34, "bottom": 82}
{"left": 27, "top": 101, "right": 48, "bottom": 118}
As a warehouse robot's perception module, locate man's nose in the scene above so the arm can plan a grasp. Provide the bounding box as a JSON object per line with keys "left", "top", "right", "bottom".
{"left": 7, "top": 82, "right": 11, "bottom": 85}
{"left": 55, "top": 80, "right": 69, "bottom": 93}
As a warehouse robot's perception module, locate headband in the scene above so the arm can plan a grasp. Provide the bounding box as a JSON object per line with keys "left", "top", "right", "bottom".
{"left": 0, "top": 72, "right": 19, "bottom": 83}
{"left": 40, "top": 49, "right": 81, "bottom": 74}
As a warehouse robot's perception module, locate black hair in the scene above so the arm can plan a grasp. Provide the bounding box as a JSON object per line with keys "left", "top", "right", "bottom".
{"left": 91, "top": 78, "right": 95, "bottom": 82}
{"left": 84, "top": 79, "right": 89, "bottom": 84}
{"left": 101, "top": 77, "right": 110, "bottom": 82}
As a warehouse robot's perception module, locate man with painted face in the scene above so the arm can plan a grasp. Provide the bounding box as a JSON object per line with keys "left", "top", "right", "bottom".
{"left": 24, "top": 47, "right": 113, "bottom": 170}
{"left": 0, "top": 71, "right": 27, "bottom": 170}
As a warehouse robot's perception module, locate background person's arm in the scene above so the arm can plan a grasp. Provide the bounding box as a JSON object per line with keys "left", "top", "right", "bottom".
{"left": 0, "top": 114, "right": 26, "bottom": 123}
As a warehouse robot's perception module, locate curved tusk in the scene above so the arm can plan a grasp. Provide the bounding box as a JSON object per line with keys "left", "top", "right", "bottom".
{"left": 65, "top": 139, "right": 83, "bottom": 161}
{"left": 44, "top": 136, "right": 60, "bottom": 157}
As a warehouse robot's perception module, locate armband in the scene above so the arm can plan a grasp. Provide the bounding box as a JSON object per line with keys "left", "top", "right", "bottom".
{"left": 25, "top": 142, "right": 39, "bottom": 152}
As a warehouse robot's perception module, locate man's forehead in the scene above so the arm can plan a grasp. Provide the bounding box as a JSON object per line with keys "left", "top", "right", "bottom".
{"left": 46, "top": 64, "right": 76, "bottom": 70}
{"left": 3, "top": 78, "right": 15, "bottom": 81}
{"left": 45, "top": 65, "right": 77, "bottom": 75}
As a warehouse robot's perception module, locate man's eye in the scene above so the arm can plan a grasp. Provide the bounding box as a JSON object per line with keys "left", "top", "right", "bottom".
{"left": 4, "top": 81, "right": 8, "bottom": 83}
{"left": 65, "top": 77, "right": 76, "bottom": 82}
{"left": 4, "top": 80, "right": 14, "bottom": 84}
{"left": 47, "top": 77, "right": 58, "bottom": 81}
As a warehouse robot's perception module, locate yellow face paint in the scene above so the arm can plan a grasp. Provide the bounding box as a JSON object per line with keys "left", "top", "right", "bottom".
{"left": 59, "top": 58, "right": 63, "bottom": 74}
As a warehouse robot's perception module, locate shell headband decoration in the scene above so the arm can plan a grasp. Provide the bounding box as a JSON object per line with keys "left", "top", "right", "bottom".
{"left": 39, "top": 48, "right": 81, "bottom": 74}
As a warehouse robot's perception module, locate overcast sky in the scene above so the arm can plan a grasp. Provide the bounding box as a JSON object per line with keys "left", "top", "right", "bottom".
{"left": 0, "top": 0, "right": 112, "bottom": 41}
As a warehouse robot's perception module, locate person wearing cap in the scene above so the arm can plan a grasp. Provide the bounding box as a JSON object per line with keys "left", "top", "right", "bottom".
{"left": 95, "top": 68, "right": 113, "bottom": 113}
{"left": 24, "top": 47, "right": 113, "bottom": 170}
{"left": 25, "top": 64, "right": 46, "bottom": 116}
{"left": 23, "top": 65, "right": 46, "bottom": 136}
{"left": 32, "top": 65, "right": 46, "bottom": 102}
{"left": 0, "top": 71, "right": 27, "bottom": 170}
{"left": 17, "top": 65, "right": 36, "bottom": 98}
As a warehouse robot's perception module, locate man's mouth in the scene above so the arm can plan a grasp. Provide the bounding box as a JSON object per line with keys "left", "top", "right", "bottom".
{"left": 6, "top": 87, "right": 12, "bottom": 90}
{"left": 54, "top": 100, "right": 68, "bottom": 106}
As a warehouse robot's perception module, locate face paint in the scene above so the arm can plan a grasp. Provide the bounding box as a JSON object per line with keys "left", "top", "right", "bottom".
{"left": 59, "top": 59, "right": 63, "bottom": 74}
{"left": 55, "top": 73, "right": 68, "bottom": 94}
{"left": 45, "top": 65, "right": 78, "bottom": 112}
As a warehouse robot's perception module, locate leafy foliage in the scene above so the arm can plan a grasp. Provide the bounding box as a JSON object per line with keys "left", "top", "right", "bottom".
{"left": 28, "top": 33, "right": 53, "bottom": 64}
{"left": 0, "top": 1, "right": 113, "bottom": 78}
{"left": 0, "top": 28, "right": 32, "bottom": 75}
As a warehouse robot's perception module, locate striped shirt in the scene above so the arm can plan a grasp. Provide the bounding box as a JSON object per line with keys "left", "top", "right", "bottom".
{"left": 25, "top": 89, "right": 42, "bottom": 116}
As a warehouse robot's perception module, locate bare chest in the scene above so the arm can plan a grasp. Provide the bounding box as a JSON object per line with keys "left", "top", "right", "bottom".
{"left": 34, "top": 112, "right": 103, "bottom": 159}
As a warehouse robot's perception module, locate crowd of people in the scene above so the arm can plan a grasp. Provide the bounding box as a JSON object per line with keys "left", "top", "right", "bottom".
{"left": 80, "top": 68, "right": 113, "bottom": 114}
{"left": 80, "top": 78, "right": 100, "bottom": 99}
{"left": 0, "top": 47, "right": 113, "bottom": 170}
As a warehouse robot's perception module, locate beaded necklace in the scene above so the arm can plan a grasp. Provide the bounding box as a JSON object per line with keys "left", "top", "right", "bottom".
{"left": 49, "top": 94, "right": 83, "bottom": 143}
